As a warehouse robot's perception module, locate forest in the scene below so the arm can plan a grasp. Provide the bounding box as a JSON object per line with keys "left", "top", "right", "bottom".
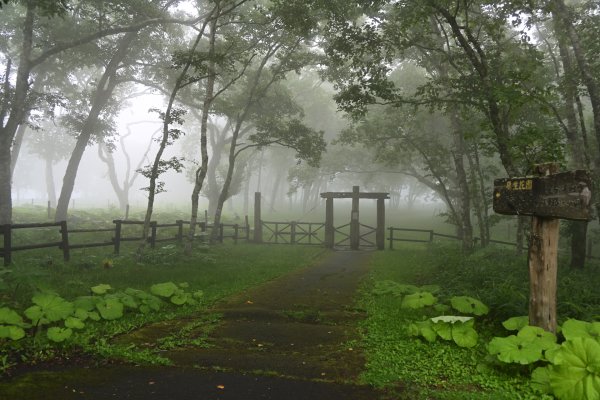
{"left": 0, "top": 0, "right": 597, "bottom": 255}
{"left": 1, "top": 0, "right": 600, "bottom": 399}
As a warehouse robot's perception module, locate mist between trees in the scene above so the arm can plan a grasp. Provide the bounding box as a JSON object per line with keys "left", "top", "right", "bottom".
{"left": 1, "top": 0, "right": 599, "bottom": 263}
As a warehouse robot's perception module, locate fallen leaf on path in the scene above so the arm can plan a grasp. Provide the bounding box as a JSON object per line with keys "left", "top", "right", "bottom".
{"left": 217, "top": 385, "right": 225, "bottom": 390}
{"left": 246, "top": 300, "right": 253, "bottom": 304}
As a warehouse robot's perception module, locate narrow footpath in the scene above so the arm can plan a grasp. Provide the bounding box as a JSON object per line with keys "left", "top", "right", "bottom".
{"left": 0, "top": 250, "right": 383, "bottom": 400}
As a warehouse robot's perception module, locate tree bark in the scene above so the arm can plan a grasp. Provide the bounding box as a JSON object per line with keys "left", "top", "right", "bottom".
{"left": 55, "top": 32, "right": 136, "bottom": 222}
{"left": 186, "top": 10, "right": 218, "bottom": 254}
{"left": 450, "top": 113, "right": 473, "bottom": 252}
{"left": 45, "top": 157, "right": 57, "bottom": 207}
{"left": 0, "top": 0, "right": 35, "bottom": 224}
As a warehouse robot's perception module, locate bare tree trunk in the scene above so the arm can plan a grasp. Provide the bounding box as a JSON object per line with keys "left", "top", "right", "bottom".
{"left": 450, "top": 114, "right": 473, "bottom": 252}
{"left": 55, "top": 32, "right": 136, "bottom": 222}
{"left": 0, "top": 136, "right": 11, "bottom": 224}
{"left": 45, "top": 157, "right": 57, "bottom": 207}
{"left": 0, "top": 1, "right": 35, "bottom": 224}
{"left": 186, "top": 12, "right": 218, "bottom": 254}
{"left": 10, "top": 124, "right": 27, "bottom": 178}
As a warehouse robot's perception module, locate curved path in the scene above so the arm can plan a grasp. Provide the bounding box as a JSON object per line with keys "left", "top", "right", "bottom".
{"left": 0, "top": 250, "right": 382, "bottom": 399}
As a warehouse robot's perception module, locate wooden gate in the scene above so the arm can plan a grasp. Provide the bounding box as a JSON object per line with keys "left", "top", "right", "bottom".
{"left": 322, "top": 186, "right": 389, "bottom": 250}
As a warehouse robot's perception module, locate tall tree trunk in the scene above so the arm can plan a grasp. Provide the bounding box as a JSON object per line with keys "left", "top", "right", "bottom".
{"left": 10, "top": 124, "right": 27, "bottom": 178}
{"left": 0, "top": 136, "right": 11, "bottom": 224}
{"left": 98, "top": 143, "right": 128, "bottom": 211}
{"left": 45, "top": 157, "right": 57, "bottom": 207}
{"left": 552, "top": 8, "right": 589, "bottom": 268}
{"left": 450, "top": 113, "right": 473, "bottom": 252}
{"left": 269, "top": 167, "right": 283, "bottom": 212}
{"left": 186, "top": 12, "right": 218, "bottom": 253}
{"left": 467, "top": 150, "right": 487, "bottom": 247}
{"left": 55, "top": 33, "right": 136, "bottom": 222}
{"left": 0, "top": 1, "right": 35, "bottom": 224}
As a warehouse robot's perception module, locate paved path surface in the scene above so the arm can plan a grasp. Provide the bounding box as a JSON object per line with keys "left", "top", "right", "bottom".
{"left": 0, "top": 250, "right": 382, "bottom": 399}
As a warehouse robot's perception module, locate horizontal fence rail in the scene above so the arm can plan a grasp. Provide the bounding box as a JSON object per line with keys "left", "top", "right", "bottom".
{"left": 1, "top": 217, "right": 251, "bottom": 266}
{"left": 260, "top": 221, "right": 325, "bottom": 246}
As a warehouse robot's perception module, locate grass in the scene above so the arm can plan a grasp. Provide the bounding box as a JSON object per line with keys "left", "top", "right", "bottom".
{"left": 358, "top": 242, "right": 600, "bottom": 399}
{"left": 0, "top": 241, "right": 324, "bottom": 372}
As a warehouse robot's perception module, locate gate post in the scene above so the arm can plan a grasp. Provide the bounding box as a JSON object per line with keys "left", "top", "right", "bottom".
{"left": 325, "top": 197, "right": 334, "bottom": 248}
{"left": 376, "top": 197, "right": 385, "bottom": 250}
{"left": 350, "top": 186, "right": 360, "bottom": 250}
{"left": 254, "top": 192, "right": 263, "bottom": 243}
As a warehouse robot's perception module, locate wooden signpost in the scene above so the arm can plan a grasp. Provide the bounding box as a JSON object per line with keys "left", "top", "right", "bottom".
{"left": 493, "top": 164, "right": 593, "bottom": 333}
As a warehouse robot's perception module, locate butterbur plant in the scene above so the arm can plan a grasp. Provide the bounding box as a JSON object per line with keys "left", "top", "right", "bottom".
{"left": 491, "top": 318, "right": 600, "bottom": 400}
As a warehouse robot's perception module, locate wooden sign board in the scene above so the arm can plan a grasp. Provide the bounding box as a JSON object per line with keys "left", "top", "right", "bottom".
{"left": 493, "top": 170, "right": 593, "bottom": 221}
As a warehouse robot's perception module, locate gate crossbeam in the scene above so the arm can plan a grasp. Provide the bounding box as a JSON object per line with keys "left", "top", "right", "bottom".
{"left": 321, "top": 186, "right": 389, "bottom": 250}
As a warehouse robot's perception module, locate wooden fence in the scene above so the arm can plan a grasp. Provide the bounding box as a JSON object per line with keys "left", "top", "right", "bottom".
{"left": 0, "top": 218, "right": 250, "bottom": 266}
{"left": 260, "top": 221, "right": 325, "bottom": 245}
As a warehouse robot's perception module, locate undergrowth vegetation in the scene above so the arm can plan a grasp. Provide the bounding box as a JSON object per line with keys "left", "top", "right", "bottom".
{"left": 360, "top": 242, "right": 600, "bottom": 399}
{"left": 0, "top": 242, "right": 323, "bottom": 374}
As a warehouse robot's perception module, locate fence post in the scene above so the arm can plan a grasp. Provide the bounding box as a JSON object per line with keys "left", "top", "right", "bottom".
{"left": 59, "top": 221, "right": 70, "bottom": 262}
{"left": 2, "top": 224, "right": 11, "bottom": 266}
{"left": 219, "top": 223, "right": 224, "bottom": 243}
{"left": 429, "top": 230, "right": 434, "bottom": 242}
{"left": 149, "top": 221, "right": 157, "bottom": 249}
{"left": 325, "top": 197, "right": 334, "bottom": 248}
{"left": 376, "top": 198, "right": 385, "bottom": 250}
{"left": 245, "top": 215, "right": 250, "bottom": 241}
{"left": 254, "top": 192, "right": 262, "bottom": 243}
{"left": 350, "top": 186, "right": 360, "bottom": 250}
{"left": 176, "top": 220, "right": 184, "bottom": 243}
{"left": 113, "top": 219, "right": 122, "bottom": 255}
{"left": 125, "top": 204, "right": 130, "bottom": 220}
{"left": 47, "top": 201, "right": 52, "bottom": 219}
{"left": 389, "top": 227, "right": 394, "bottom": 250}
{"left": 234, "top": 224, "right": 239, "bottom": 244}
{"left": 291, "top": 222, "right": 296, "bottom": 244}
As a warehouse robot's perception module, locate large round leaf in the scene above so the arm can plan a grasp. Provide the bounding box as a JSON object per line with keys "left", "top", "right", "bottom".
{"left": 95, "top": 298, "right": 124, "bottom": 320}
{"left": 409, "top": 320, "right": 437, "bottom": 342}
{"left": 91, "top": 284, "right": 112, "bottom": 295}
{"left": 0, "top": 325, "right": 26, "bottom": 340}
{"left": 518, "top": 326, "right": 557, "bottom": 351}
{"left": 25, "top": 293, "right": 74, "bottom": 324}
{"left": 116, "top": 293, "right": 139, "bottom": 309}
{"left": 431, "top": 316, "right": 473, "bottom": 324}
{"left": 548, "top": 338, "right": 600, "bottom": 400}
{"left": 432, "top": 321, "right": 453, "bottom": 341}
{"left": 47, "top": 327, "right": 72, "bottom": 342}
{"left": 401, "top": 291, "right": 437, "bottom": 309}
{"left": 452, "top": 323, "right": 479, "bottom": 348}
{"left": 450, "top": 296, "right": 489, "bottom": 316}
{"left": 488, "top": 335, "right": 543, "bottom": 364}
{"left": 531, "top": 366, "right": 552, "bottom": 395}
{"left": 0, "top": 307, "right": 28, "bottom": 327}
{"left": 562, "top": 319, "right": 600, "bottom": 341}
{"left": 74, "top": 296, "right": 99, "bottom": 312}
{"left": 64, "top": 317, "right": 85, "bottom": 330}
{"left": 502, "top": 316, "right": 529, "bottom": 331}
{"left": 150, "top": 282, "right": 179, "bottom": 298}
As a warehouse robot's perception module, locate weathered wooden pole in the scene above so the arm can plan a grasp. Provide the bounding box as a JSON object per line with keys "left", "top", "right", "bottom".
{"left": 60, "top": 221, "right": 70, "bottom": 262}
{"left": 528, "top": 163, "right": 560, "bottom": 333}
{"left": 176, "top": 220, "right": 184, "bottom": 243}
{"left": 113, "top": 219, "right": 122, "bottom": 255}
{"left": 2, "top": 224, "right": 11, "bottom": 266}
{"left": 254, "top": 192, "right": 262, "bottom": 243}
{"left": 350, "top": 186, "right": 360, "bottom": 250}
{"left": 149, "top": 221, "right": 157, "bottom": 249}
{"left": 325, "top": 197, "right": 334, "bottom": 248}
{"left": 376, "top": 197, "right": 385, "bottom": 250}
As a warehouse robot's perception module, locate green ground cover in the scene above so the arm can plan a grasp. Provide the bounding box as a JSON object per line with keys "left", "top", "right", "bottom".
{"left": 0, "top": 240, "right": 324, "bottom": 374}
{"left": 359, "top": 243, "right": 600, "bottom": 399}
